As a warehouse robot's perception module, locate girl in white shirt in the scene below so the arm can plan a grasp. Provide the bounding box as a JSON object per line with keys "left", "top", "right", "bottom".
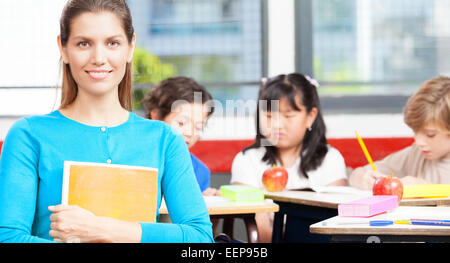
{"left": 231, "top": 73, "right": 347, "bottom": 242}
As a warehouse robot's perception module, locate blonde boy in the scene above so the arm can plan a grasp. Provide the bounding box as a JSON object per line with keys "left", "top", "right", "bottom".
{"left": 349, "top": 76, "right": 450, "bottom": 190}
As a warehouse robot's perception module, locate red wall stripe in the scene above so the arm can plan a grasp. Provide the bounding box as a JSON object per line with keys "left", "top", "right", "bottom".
{"left": 190, "top": 138, "right": 415, "bottom": 173}
{"left": 0, "top": 138, "right": 415, "bottom": 173}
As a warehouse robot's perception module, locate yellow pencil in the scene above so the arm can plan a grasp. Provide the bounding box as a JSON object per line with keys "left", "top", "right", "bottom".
{"left": 394, "top": 220, "right": 411, "bottom": 225}
{"left": 355, "top": 131, "right": 376, "bottom": 171}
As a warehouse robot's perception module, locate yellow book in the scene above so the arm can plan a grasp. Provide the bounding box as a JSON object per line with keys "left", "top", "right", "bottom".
{"left": 62, "top": 161, "right": 158, "bottom": 223}
{"left": 402, "top": 184, "right": 450, "bottom": 199}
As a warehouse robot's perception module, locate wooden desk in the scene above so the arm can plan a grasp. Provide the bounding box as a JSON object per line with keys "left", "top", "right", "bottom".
{"left": 310, "top": 206, "right": 450, "bottom": 242}
{"left": 159, "top": 196, "right": 279, "bottom": 243}
{"left": 266, "top": 189, "right": 450, "bottom": 207}
{"left": 265, "top": 189, "right": 371, "bottom": 209}
{"left": 400, "top": 197, "right": 450, "bottom": 207}
{"left": 265, "top": 187, "right": 450, "bottom": 243}
{"left": 265, "top": 188, "right": 371, "bottom": 243}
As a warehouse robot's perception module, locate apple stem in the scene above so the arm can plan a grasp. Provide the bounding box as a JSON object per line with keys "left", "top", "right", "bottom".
{"left": 272, "top": 164, "right": 276, "bottom": 168}
{"left": 390, "top": 171, "right": 394, "bottom": 179}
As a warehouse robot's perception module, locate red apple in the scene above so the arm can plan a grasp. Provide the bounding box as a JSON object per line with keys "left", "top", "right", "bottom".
{"left": 262, "top": 165, "right": 288, "bottom": 192}
{"left": 372, "top": 175, "right": 404, "bottom": 204}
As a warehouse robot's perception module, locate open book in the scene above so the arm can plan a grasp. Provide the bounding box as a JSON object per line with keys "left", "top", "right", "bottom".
{"left": 293, "top": 185, "right": 372, "bottom": 196}
{"left": 62, "top": 161, "right": 158, "bottom": 223}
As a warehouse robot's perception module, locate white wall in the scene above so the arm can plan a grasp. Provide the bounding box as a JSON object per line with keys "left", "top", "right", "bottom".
{"left": 0, "top": 0, "right": 64, "bottom": 118}
{"left": 0, "top": 0, "right": 414, "bottom": 141}
{"left": 0, "top": 0, "right": 65, "bottom": 87}
{"left": 267, "top": 0, "right": 295, "bottom": 77}
{"left": 198, "top": 113, "right": 413, "bottom": 141}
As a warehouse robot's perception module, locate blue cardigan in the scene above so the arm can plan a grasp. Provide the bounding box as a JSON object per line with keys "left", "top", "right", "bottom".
{"left": 0, "top": 111, "right": 213, "bottom": 243}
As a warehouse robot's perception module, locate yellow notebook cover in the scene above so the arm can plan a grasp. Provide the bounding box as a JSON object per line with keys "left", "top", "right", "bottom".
{"left": 403, "top": 184, "right": 450, "bottom": 199}
{"left": 62, "top": 161, "right": 158, "bottom": 223}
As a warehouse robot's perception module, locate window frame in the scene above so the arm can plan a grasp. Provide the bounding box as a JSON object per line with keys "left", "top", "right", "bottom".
{"left": 294, "top": 0, "right": 417, "bottom": 114}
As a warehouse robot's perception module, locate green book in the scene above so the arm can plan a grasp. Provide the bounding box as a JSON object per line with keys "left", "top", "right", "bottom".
{"left": 220, "top": 185, "right": 264, "bottom": 202}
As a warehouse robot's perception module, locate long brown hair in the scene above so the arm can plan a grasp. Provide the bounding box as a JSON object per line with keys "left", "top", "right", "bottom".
{"left": 58, "top": 0, "right": 135, "bottom": 110}
{"left": 243, "top": 73, "right": 328, "bottom": 178}
{"left": 142, "top": 76, "right": 215, "bottom": 120}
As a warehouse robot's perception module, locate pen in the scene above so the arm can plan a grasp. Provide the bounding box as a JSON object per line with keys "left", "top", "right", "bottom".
{"left": 411, "top": 219, "right": 450, "bottom": 226}
{"left": 394, "top": 219, "right": 450, "bottom": 226}
{"left": 411, "top": 218, "right": 450, "bottom": 222}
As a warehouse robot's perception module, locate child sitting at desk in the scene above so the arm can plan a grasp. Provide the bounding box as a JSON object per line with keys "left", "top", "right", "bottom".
{"left": 230, "top": 73, "right": 348, "bottom": 242}
{"left": 349, "top": 76, "right": 450, "bottom": 190}
{"left": 142, "top": 76, "right": 220, "bottom": 196}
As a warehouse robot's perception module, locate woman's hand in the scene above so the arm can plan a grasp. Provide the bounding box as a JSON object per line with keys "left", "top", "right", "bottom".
{"left": 349, "top": 170, "right": 387, "bottom": 190}
{"left": 48, "top": 204, "right": 142, "bottom": 243}
{"left": 48, "top": 205, "right": 104, "bottom": 243}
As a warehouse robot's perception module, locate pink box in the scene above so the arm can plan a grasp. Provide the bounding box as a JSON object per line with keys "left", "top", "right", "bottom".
{"left": 338, "top": 195, "right": 398, "bottom": 217}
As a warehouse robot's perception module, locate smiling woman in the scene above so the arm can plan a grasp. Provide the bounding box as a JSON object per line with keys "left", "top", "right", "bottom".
{"left": 58, "top": 1, "right": 135, "bottom": 111}
{"left": 0, "top": 0, "right": 213, "bottom": 243}
{"left": 58, "top": 12, "right": 134, "bottom": 125}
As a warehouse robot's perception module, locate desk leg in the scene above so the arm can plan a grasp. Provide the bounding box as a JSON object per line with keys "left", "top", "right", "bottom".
{"left": 272, "top": 201, "right": 337, "bottom": 243}
{"left": 272, "top": 211, "right": 284, "bottom": 243}
{"left": 214, "top": 214, "right": 259, "bottom": 243}
{"left": 222, "top": 217, "right": 234, "bottom": 237}
{"left": 243, "top": 215, "right": 259, "bottom": 243}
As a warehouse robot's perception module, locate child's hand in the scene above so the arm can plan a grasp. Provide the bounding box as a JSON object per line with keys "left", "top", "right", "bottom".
{"left": 349, "top": 170, "right": 386, "bottom": 190}
{"left": 202, "top": 187, "right": 221, "bottom": 196}
{"left": 400, "top": 176, "right": 430, "bottom": 185}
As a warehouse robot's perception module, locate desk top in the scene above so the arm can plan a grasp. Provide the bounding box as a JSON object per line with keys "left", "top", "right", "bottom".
{"left": 310, "top": 206, "right": 450, "bottom": 236}
{"left": 265, "top": 188, "right": 450, "bottom": 208}
{"left": 159, "top": 196, "right": 279, "bottom": 215}
{"left": 400, "top": 197, "right": 450, "bottom": 206}
{"left": 264, "top": 188, "right": 371, "bottom": 209}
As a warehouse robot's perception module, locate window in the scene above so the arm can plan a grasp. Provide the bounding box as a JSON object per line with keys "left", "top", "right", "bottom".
{"left": 297, "top": 0, "right": 450, "bottom": 98}
{"left": 127, "top": 0, "right": 265, "bottom": 110}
